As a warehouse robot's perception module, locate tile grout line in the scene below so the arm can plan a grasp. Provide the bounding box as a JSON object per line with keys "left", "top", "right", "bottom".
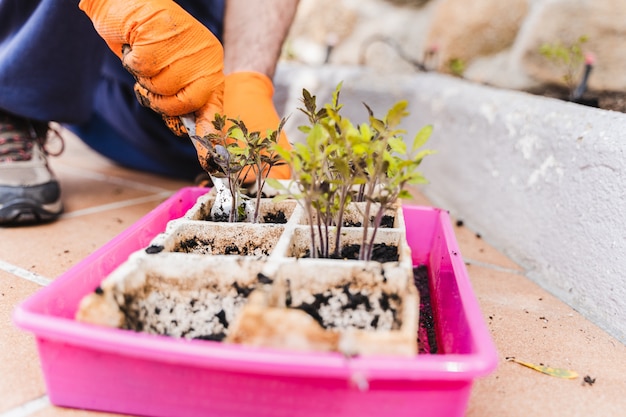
{"left": 54, "top": 164, "right": 179, "bottom": 194}
{"left": 0, "top": 396, "right": 50, "bottom": 417}
{"left": 0, "top": 260, "right": 52, "bottom": 286}
{"left": 60, "top": 191, "right": 175, "bottom": 220}
{"left": 463, "top": 257, "right": 526, "bottom": 275}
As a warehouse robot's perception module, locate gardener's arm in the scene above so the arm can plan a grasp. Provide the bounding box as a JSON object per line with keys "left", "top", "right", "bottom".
{"left": 222, "top": 0, "right": 300, "bottom": 180}
{"left": 223, "top": 0, "right": 299, "bottom": 78}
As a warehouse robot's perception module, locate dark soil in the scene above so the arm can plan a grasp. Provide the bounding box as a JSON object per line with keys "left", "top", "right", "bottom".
{"left": 343, "top": 215, "right": 395, "bottom": 228}
{"left": 414, "top": 265, "right": 438, "bottom": 354}
{"left": 145, "top": 245, "right": 164, "bottom": 254}
{"left": 263, "top": 210, "right": 288, "bottom": 224}
{"left": 339, "top": 243, "right": 399, "bottom": 262}
{"left": 583, "top": 375, "right": 596, "bottom": 386}
{"left": 525, "top": 85, "right": 626, "bottom": 113}
{"left": 211, "top": 213, "right": 230, "bottom": 222}
{"left": 173, "top": 236, "right": 271, "bottom": 256}
{"left": 175, "top": 237, "right": 205, "bottom": 252}
{"left": 379, "top": 215, "right": 395, "bottom": 228}
{"left": 303, "top": 243, "right": 399, "bottom": 262}
{"left": 202, "top": 208, "right": 289, "bottom": 224}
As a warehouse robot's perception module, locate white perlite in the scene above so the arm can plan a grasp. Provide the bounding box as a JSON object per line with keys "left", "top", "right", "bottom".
{"left": 129, "top": 289, "right": 248, "bottom": 339}
{"left": 293, "top": 286, "right": 401, "bottom": 332}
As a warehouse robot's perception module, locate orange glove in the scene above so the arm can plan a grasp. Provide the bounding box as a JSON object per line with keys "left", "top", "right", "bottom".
{"left": 224, "top": 72, "right": 292, "bottom": 180}
{"left": 79, "top": 0, "right": 224, "bottom": 142}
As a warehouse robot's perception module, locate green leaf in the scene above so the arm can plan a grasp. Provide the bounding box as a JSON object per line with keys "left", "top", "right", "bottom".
{"left": 370, "top": 117, "right": 386, "bottom": 134}
{"left": 508, "top": 358, "right": 579, "bottom": 379}
{"left": 388, "top": 137, "right": 407, "bottom": 154}
{"left": 331, "top": 81, "right": 343, "bottom": 108}
{"left": 265, "top": 178, "right": 287, "bottom": 191}
{"left": 385, "top": 100, "right": 409, "bottom": 129}
{"left": 271, "top": 193, "right": 292, "bottom": 203}
{"left": 277, "top": 116, "right": 288, "bottom": 134}
{"left": 229, "top": 146, "right": 248, "bottom": 156}
{"left": 212, "top": 114, "right": 226, "bottom": 131}
{"left": 272, "top": 144, "right": 292, "bottom": 162}
{"left": 407, "top": 175, "right": 428, "bottom": 185}
{"left": 332, "top": 159, "right": 351, "bottom": 177}
{"left": 412, "top": 124, "right": 433, "bottom": 152}
{"left": 352, "top": 143, "right": 370, "bottom": 155}
{"left": 228, "top": 127, "right": 245, "bottom": 142}
{"left": 302, "top": 88, "right": 316, "bottom": 113}
{"left": 398, "top": 189, "right": 413, "bottom": 200}
{"left": 315, "top": 108, "right": 328, "bottom": 120}
{"left": 414, "top": 149, "right": 437, "bottom": 164}
{"left": 229, "top": 118, "right": 248, "bottom": 137}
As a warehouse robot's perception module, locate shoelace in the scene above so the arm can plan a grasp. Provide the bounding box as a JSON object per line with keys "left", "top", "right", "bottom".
{"left": 0, "top": 117, "right": 64, "bottom": 163}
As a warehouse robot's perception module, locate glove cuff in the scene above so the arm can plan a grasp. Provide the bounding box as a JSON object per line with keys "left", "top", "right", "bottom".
{"left": 224, "top": 72, "right": 274, "bottom": 100}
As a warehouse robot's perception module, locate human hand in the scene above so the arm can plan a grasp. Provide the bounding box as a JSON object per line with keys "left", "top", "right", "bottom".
{"left": 79, "top": 0, "right": 224, "bottom": 142}
{"left": 223, "top": 72, "right": 292, "bottom": 180}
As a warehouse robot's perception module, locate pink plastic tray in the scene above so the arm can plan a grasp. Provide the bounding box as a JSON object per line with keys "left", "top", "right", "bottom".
{"left": 14, "top": 187, "right": 497, "bottom": 417}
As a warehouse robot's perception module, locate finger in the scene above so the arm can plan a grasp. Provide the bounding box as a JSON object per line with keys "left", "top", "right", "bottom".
{"left": 122, "top": 35, "right": 200, "bottom": 79}
{"left": 121, "top": 21, "right": 223, "bottom": 79}
{"left": 133, "top": 57, "right": 217, "bottom": 97}
{"left": 133, "top": 79, "right": 214, "bottom": 116}
{"left": 119, "top": 9, "right": 197, "bottom": 77}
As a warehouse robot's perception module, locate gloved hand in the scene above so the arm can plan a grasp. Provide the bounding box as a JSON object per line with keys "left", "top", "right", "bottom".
{"left": 78, "top": 0, "right": 224, "bottom": 151}
{"left": 224, "top": 72, "right": 292, "bottom": 180}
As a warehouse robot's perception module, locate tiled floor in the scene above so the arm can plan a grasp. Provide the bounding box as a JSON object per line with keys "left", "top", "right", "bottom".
{"left": 1, "top": 129, "right": 625, "bottom": 417}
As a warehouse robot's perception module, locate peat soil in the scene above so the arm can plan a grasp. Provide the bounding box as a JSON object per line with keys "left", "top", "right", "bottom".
{"left": 414, "top": 265, "right": 438, "bottom": 354}
{"left": 525, "top": 85, "right": 626, "bottom": 113}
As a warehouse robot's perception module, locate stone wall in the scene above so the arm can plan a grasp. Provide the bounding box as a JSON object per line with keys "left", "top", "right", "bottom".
{"left": 285, "top": 0, "right": 626, "bottom": 93}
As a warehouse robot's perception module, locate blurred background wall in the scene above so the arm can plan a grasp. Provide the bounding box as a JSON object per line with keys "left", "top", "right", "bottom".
{"left": 284, "top": 0, "right": 626, "bottom": 94}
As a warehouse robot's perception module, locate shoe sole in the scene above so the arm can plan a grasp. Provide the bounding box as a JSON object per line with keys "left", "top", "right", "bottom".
{"left": 0, "top": 199, "right": 63, "bottom": 226}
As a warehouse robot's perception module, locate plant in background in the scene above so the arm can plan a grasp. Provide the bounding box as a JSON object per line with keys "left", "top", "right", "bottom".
{"left": 207, "top": 115, "right": 285, "bottom": 223}
{"left": 447, "top": 57, "right": 465, "bottom": 78}
{"left": 270, "top": 84, "right": 434, "bottom": 261}
{"left": 539, "top": 35, "right": 589, "bottom": 98}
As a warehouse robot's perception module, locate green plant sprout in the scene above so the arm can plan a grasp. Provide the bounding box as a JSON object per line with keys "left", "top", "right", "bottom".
{"left": 448, "top": 57, "right": 465, "bottom": 78}
{"left": 206, "top": 115, "right": 285, "bottom": 223}
{"left": 539, "top": 35, "right": 589, "bottom": 97}
{"left": 269, "top": 83, "right": 435, "bottom": 261}
{"left": 357, "top": 101, "right": 434, "bottom": 260}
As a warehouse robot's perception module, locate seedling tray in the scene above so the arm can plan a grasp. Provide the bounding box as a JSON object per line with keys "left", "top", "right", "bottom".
{"left": 14, "top": 187, "right": 497, "bottom": 417}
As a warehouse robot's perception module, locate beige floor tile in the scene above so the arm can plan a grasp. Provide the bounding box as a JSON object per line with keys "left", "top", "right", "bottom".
{"left": 51, "top": 127, "right": 195, "bottom": 191}
{"left": 466, "top": 264, "right": 626, "bottom": 417}
{"left": 54, "top": 161, "right": 192, "bottom": 194}
{"left": 0, "top": 201, "right": 175, "bottom": 279}
{"left": 54, "top": 167, "right": 159, "bottom": 214}
{"left": 453, "top": 222, "right": 523, "bottom": 271}
{"left": 0, "top": 272, "right": 46, "bottom": 413}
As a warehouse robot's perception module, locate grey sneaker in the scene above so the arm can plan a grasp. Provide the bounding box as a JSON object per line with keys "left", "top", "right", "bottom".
{"left": 0, "top": 111, "right": 63, "bottom": 225}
